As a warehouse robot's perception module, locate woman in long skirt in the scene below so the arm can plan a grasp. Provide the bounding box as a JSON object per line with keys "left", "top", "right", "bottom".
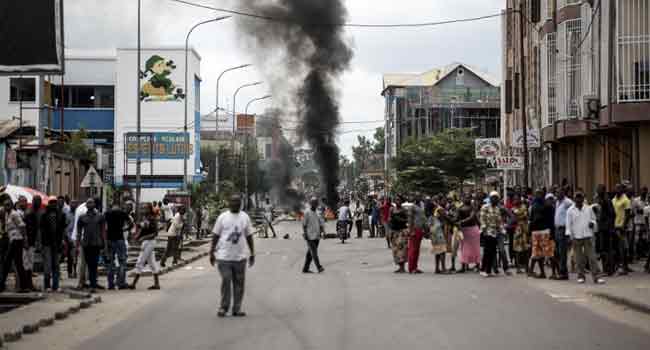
{"left": 430, "top": 203, "right": 448, "bottom": 274}
{"left": 457, "top": 196, "right": 481, "bottom": 271}
{"left": 511, "top": 196, "right": 531, "bottom": 273}
{"left": 389, "top": 197, "right": 409, "bottom": 273}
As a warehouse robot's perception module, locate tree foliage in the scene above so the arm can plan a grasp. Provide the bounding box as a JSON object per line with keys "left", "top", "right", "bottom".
{"left": 393, "top": 128, "right": 486, "bottom": 192}
{"left": 373, "top": 127, "right": 385, "bottom": 154}
{"left": 63, "top": 128, "right": 96, "bottom": 162}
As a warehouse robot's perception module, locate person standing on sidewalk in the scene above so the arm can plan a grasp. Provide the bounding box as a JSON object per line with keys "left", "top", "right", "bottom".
{"left": 566, "top": 191, "right": 606, "bottom": 284}
{"left": 72, "top": 201, "right": 88, "bottom": 289}
{"left": 407, "top": 196, "right": 426, "bottom": 274}
{"left": 104, "top": 201, "right": 132, "bottom": 290}
{"left": 23, "top": 195, "right": 41, "bottom": 291}
{"left": 631, "top": 186, "right": 648, "bottom": 262}
{"left": 612, "top": 184, "right": 632, "bottom": 275}
{"left": 554, "top": 188, "right": 574, "bottom": 280}
{"left": 593, "top": 185, "right": 615, "bottom": 275}
{"left": 161, "top": 206, "right": 185, "bottom": 267}
{"left": 480, "top": 192, "right": 504, "bottom": 278}
{"left": 381, "top": 197, "right": 392, "bottom": 248}
{"left": 40, "top": 198, "right": 66, "bottom": 292}
{"left": 210, "top": 195, "right": 255, "bottom": 318}
{"left": 353, "top": 200, "right": 364, "bottom": 239}
{"left": 76, "top": 199, "right": 106, "bottom": 293}
{"left": 0, "top": 197, "right": 28, "bottom": 293}
{"left": 129, "top": 203, "right": 161, "bottom": 290}
{"left": 302, "top": 198, "right": 325, "bottom": 274}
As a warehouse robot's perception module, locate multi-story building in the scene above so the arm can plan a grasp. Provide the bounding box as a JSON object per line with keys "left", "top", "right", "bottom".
{"left": 0, "top": 47, "right": 203, "bottom": 201}
{"left": 503, "top": 0, "right": 650, "bottom": 194}
{"left": 381, "top": 63, "right": 501, "bottom": 177}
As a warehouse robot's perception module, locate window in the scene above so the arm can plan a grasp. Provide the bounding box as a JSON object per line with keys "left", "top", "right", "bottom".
{"left": 617, "top": 0, "right": 650, "bottom": 102}
{"left": 547, "top": 33, "right": 558, "bottom": 123}
{"left": 9, "top": 78, "right": 36, "bottom": 102}
{"left": 565, "top": 19, "right": 582, "bottom": 118}
{"left": 51, "top": 85, "right": 115, "bottom": 108}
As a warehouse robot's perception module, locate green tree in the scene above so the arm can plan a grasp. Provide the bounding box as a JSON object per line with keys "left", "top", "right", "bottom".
{"left": 64, "top": 128, "right": 95, "bottom": 162}
{"left": 393, "top": 128, "right": 486, "bottom": 192}
{"left": 352, "top": 135, "right": 374, "bottom": 173}
{"left": 373, "top": 127, "right": 385, "bottom": 154}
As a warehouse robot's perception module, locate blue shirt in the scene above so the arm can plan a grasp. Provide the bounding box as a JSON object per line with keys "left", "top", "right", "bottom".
{"left": 554, "top": 197, "right": 574, "bottom": 228}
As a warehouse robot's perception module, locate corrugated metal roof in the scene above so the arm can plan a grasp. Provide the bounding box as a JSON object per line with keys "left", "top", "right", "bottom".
{"left": 0, "top": 119, "right": 20, "bottom": 139}
{"left": 382, "top": 63, "right": 499, "bottom": 94}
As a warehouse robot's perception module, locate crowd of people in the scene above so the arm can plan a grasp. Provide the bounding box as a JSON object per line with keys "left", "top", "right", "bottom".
{"left": 336, "top": 183, "right": 650, "bottom": 283}
{"left": 0, "top": 193, "right": 196, "bottom": 294}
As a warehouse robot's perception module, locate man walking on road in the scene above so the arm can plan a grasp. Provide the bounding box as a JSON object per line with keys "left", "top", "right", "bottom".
{"left": 566, "top": 191, "right": 606, "bottom": 284}
{"left": 263, "top": 198, "right": 277, "bottom": 239}
{"left": 129, "top": 203, "right": 162, "bottom": 290}
{"left": 210, "top": 195, "right": 255, "bottom": 318}
{"left": 40, "top": 198, "right": 66, "bottom": 292}
{"left": 302, "top": 198, "right": 325, "bottom": 274}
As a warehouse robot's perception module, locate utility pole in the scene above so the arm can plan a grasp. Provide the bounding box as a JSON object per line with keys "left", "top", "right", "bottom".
{"left": 136, "top": 0, "right": 142, "bottom": 219}
{"left": 519, "top": 2, "right": 530, "bottom": 189}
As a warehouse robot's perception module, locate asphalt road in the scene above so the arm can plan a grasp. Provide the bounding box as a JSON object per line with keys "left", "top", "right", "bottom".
{"left": 17, "top": 221, "right": 650, "bottom": 350}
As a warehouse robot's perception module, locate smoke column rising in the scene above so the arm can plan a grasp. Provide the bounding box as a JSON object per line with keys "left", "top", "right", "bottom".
{"left": 236, "top": 0, "right": 353, "bottom": 207}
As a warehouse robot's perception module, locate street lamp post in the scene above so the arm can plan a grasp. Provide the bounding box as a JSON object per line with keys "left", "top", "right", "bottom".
{"left": 230, "top": 82, "right": 262, "bottom": 187}
{"left": 243, "top": 95, "right": 272, "bottom": 210}
{"left": 215, "top": 64, "right": 251, "bottom": 192}
{"left": 183, "top": 15, "right": 231, "bottom": 190}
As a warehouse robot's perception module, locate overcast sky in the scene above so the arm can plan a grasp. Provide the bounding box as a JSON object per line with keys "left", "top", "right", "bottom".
{"left": 64, "top": 0, "right": 504, "bottom": 156}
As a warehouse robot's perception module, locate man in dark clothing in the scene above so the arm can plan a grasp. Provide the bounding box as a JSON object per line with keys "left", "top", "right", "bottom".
{"left": 0, "top": 197, "right": 28, "bottom": 293}
{"left": 104, "top": 202, "right": 132, "bottom": 290}
{"left": 594, "top": 185, "right": 616, "bottom": 275}
{"left": 23, "top": 195, "right": 42, "bottom": 291}
{"left": 40, "top": 199, "right": 66, "bottom": 291}
{"left": 77, "top": 199, "right": 106, "bottom": 292}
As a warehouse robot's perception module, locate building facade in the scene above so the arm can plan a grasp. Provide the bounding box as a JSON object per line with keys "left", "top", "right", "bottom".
{"left": 382, "top": 63, "right": 501, "bottom": 177}
{"left": 0, "top": 47, "right": 203, "bottom": 201}
{"left": 503, "top": 0, "right": 650, "bottom": 194}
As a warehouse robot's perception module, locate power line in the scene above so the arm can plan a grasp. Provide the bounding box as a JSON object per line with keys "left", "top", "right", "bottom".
{"left": 168, "top": 0, "right": 507, "bottom": 28}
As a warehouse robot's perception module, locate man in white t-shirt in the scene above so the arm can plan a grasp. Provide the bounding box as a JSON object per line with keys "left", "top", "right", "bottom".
{"left": 210, "top": 195, "right": 255, "bottom": 318}
{"left": 262, "top": 198, "right": 277, "bottom": 238}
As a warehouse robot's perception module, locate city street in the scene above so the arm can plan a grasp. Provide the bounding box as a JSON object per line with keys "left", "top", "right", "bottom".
{"left": 11, "top": 221, "right": 650, "bottom": 350}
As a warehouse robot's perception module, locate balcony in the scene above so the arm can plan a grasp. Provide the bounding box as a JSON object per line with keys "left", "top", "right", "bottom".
{"left": 50, "top": 108, "right": 114, "bottom": 132}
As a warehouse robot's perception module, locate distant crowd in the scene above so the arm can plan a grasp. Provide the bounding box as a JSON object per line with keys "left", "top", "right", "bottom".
{"left": 333, "top": 183, "right": 650, "bottom": 283}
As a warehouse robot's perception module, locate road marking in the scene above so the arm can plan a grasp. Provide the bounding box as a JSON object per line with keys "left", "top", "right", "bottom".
{"left": 196, "top": 266, "right": 205, "bottom": 270}
{"left": 184, "top": 266, "right": 193, "bottom": 270}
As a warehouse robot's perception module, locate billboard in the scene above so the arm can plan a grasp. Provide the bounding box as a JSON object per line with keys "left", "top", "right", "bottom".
{"left": 237, "top": 114, "right": 256, "bottom": 135}
{"left": 493, "top": 156, "right": 524, "bottom": 170}
{"left": 0, "top": 0, "right": 65, "bottom": 74}
{"left": 512, "top": 129, "right": 541, "bottom": 148}
{"left": 125, "top": 132, "right": 192, "bottom": 160}
{"left": 475, "top": 138, "right": 501, "bottom": 159}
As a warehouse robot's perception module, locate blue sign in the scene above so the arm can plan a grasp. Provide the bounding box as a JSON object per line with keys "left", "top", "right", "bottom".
{"left": 125, "top": 132, "right": 192, "bottom": 160}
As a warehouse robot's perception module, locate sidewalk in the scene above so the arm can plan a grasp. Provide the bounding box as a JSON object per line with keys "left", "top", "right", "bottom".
{"left": 0, "top": 237, "right": 211, "bottom": 345}
{"left": 526, "top": 262, "right": 650, "bottom": 315}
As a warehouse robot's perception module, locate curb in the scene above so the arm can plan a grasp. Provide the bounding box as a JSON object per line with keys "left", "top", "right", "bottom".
{"left": 590, "top": 292, "right": 650, "bottom": 315}
{"left": 2, "top": 295, "right": 102, "bottom": 344}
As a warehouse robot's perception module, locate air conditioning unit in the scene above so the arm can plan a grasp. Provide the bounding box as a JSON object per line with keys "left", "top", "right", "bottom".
{"left": 582, "top": 95, "right": 600, "bottom": 121}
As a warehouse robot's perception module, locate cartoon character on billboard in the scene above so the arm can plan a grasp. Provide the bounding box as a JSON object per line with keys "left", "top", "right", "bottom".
{"left": 140, "top": 55, "right": 185, "bottom": 102}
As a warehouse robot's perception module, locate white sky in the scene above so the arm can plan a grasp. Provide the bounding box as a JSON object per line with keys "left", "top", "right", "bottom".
{"left": 64, "top": 0, "right": 504, "bottom": 156}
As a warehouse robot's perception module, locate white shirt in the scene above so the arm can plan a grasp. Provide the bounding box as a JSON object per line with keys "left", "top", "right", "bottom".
{"left": 632, "top": 196, "right": 648, "bottom": 225}
{"left": 162, "top": 204, "right": 174, "bottom": 222}
{"left": 263, "top": 203, "right": 273, "bottom": 221}
{"left": 71, "top": 203, "right": 88, "bottom": 242}
{"left": 212, "top": 211, "right": 252, "bottom": 261}
{"left": 566, "top": 204, "right": 597, "bottom": 240}
{"left": 338, "top": 206, "right": 351, "bottom": 221}
{"left": 167, "top": 212, "right": 183, "bottom": 237}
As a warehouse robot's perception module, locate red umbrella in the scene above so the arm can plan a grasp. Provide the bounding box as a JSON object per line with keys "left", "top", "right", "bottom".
{"left": 0, "top": 185, "right": 51, "bottom": 208}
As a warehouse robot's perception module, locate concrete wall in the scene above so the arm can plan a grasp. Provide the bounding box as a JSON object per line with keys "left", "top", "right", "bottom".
{"left": 114, "top": 47, "right": 201, "bottom": 201}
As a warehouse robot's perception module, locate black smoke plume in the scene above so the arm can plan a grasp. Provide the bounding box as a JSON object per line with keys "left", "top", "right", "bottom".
{"left": 236, "top": 0, "right": 353, "bottom": 208}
